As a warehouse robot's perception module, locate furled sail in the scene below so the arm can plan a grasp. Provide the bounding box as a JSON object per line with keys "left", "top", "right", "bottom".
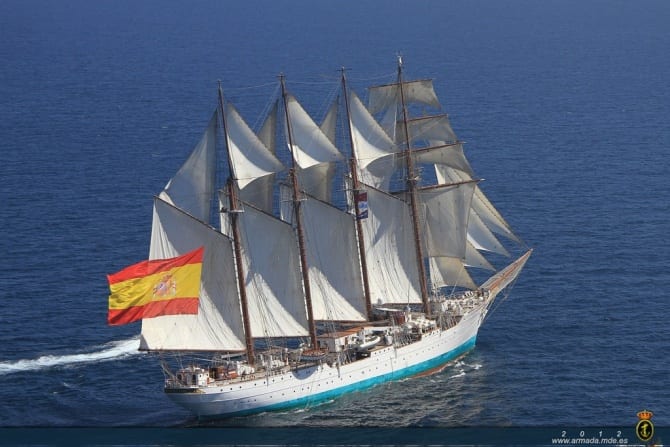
{"left": 159, "top": 111, "right": 217, "bottom": 222}
{"left": 480, "top": 249, "right": 533, "bottom": 297}
{"left": 140, "top": 198, "right": 246, "bottom": 351}
{"left": 298, "top": 195, "right": 367, "bottom": 321}
{"left": 284, "top": 94, "right": 343, "bottom": 169}
{"left": 358, "top": 186, "right": 422, "bottom": 305}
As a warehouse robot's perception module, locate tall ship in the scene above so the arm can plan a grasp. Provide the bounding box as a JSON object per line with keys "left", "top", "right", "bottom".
{"left": 108, "top": 58, "right": 532, "bottom": 418}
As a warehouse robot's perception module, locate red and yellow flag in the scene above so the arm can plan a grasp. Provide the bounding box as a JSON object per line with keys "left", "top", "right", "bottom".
{"left": 107, "top": 247, "right": 204, "bottom": 326}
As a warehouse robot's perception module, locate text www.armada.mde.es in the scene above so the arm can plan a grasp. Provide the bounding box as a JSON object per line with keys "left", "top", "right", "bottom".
{"left": 551, "top": 436, "right": 629, "bottom": 445}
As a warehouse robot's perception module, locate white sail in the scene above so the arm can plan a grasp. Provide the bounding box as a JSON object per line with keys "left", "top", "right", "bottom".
{"left": 140, "top": 198, "right": 246, "bottom": 351}
{"left": 368, "top": 79, "right": 441, "bottom": 140}
{"left": 357, "top": 154, "right": 397, "bottom": 191}
{"left": 436, "top": 165, "right": 520, "bottom": 244}
{"left": 238, "top": 175, "right": 275, "bottom": 214}
{"left": 359, "top": 186, "right": 422, "bottom": 305}
{"left": 411, "top": 142, "right": 474, "bottom": 177}
{"left": 321, "top": 98, "right": 338, "bottom": 145}
{"left": 467, "top": 209, "right": 510, "bottom": 256}
{"left": 428, "top": 241, "right": 494, "bottom": 291}
{"left": 284, "top": 94, "right": 343, "bottom": 169}
{"left": 300, "top": 196, "right": 367, "bottom": 321}
{"left": 348, "top": 91, "right": 398, "bottom": 168}
{"left": 159, "top": 111, "right": 217, "bottom": 222}
{"left": 471, "top": 185, "right": 521, "bottom": 244}
{"left": 295, "top": 99, "right": 338, "bottom": 202}
{"left": 235, "top": 204, "right": 310, "bottom": 338}
{"left": 428, "top": 256, "right": 476, "bottom": 290}
{"left": 299, "top": 163, "right": 335, "bottom": 203}
{"left": 239, "top": 100, "right": 279, "bottom": 213}
{"left": 346, "top": 91, "right": 399, "bottom": 190}
{"left": 224, "top": 102, "right": 285, "bottom": 191}
{"left": 465, "top": 241, "right": 496, "bottom": 271}
{"left": 257, "top": 100, "right": 278, "bottom": 154}
{"left": 368, "top": 79, "right": 440, "bottom": 114}
{"left": 419, "top": 181, "right": 477, "bottom": 259}
{"left": 396, "top": 115, "right": 458, "bottom": 146}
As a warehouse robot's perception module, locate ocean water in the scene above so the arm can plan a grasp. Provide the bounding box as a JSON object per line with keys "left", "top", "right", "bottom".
{"left": 1, "top": 0, "right": 668, "bottom": 436}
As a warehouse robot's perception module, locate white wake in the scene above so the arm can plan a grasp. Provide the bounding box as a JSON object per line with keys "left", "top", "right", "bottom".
{"left": 0, "top": 337, "right": 142, "bottom": 376}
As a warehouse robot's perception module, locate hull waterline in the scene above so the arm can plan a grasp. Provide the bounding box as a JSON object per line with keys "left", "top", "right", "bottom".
{"left": 166, "top": 301, "right": 485, "bottom": 418}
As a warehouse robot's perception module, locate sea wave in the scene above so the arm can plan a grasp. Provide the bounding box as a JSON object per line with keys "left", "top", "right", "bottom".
{"left": 0, "top": 338, "right": 141, "bottom": 376}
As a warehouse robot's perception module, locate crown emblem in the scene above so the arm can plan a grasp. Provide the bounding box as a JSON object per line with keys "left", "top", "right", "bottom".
{"left": 637, "top": 410, "right": 653, "bottom": 421}
{"left": 153, "top": 273, "right": 177, "bottom": 299}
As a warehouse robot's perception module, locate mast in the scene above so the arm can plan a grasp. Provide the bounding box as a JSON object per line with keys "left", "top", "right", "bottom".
{"left": 341, "top": 68, "right": 373, "bottom": 319}
{"left": 217, "top": 84, "right": 255, "bottom": 364}
{"left": 397, "top": 56, "right": 431, "bottom": 313}
{"left": 279, "top": 75, "right": 319, "bottom": 349}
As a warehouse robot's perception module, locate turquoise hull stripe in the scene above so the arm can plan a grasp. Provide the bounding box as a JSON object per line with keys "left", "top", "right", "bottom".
{"left": 213, "top": 335, "right": 477, "bottom": 418}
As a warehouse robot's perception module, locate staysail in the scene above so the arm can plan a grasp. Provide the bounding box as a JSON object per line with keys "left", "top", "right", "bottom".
{"left": 159, "top": 111, "right": 217, "bottom": 222}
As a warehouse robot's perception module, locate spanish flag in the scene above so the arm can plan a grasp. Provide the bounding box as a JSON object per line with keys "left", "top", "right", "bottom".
{"left": 107, "top": 247, "right": 204, "bottom": 326}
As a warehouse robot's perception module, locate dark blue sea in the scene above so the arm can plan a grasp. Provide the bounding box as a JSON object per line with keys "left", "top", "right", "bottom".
{"left": 1, "top": 0, "right": 668, "bottom": 443}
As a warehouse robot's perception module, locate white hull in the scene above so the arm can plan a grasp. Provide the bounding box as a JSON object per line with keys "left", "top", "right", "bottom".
{"left": 166, "top": 301, "right": 486, "bottom": 418}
